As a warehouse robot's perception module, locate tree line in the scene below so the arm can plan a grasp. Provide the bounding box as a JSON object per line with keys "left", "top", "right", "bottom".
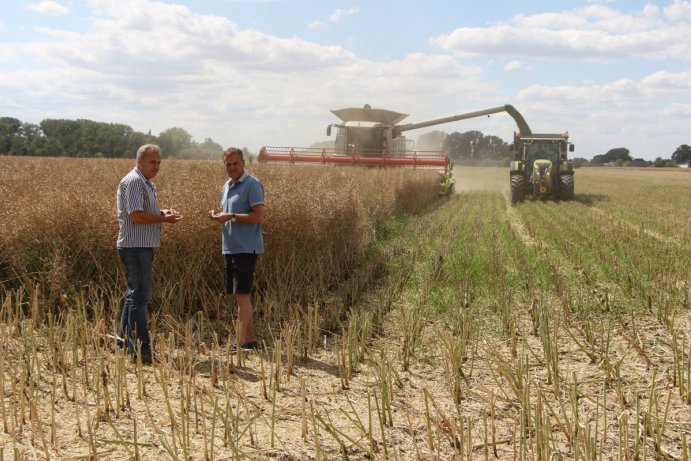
{"left": 591, "top": 146, "right": 690, "bottom": 167}
{"left": 0, "top": 117, "right": 225, "bottom": 159}
{"left": 3, "top": 115, "right": 689, "bottom": 166}
{"left": 417, "top": 130, "right": 510, "bottom": 162}
{"left": 418, "top": 130, "right": 690, "bottom": 166}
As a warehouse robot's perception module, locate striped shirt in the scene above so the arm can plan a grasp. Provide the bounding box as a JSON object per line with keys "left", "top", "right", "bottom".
{"left": 116, "top": 167, "right": 161, "bottom": 248}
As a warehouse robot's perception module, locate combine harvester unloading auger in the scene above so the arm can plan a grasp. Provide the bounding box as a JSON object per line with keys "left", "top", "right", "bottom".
{"left": 258, "top": 104, "right": 574, "bottom": 200}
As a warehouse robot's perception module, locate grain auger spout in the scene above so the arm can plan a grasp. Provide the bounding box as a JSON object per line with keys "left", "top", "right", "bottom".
{"left": 394, "top": 104, "right": 532, "bottom": 137}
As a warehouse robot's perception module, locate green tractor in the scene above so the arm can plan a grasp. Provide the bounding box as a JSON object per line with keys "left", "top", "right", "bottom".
{"left": 509, "top": 132, "right": 575, "bottom": 204}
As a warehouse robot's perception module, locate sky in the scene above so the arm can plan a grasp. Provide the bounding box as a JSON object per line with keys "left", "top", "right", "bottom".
{"left": 1, "top": 0, "right": 690, "bottom": 161}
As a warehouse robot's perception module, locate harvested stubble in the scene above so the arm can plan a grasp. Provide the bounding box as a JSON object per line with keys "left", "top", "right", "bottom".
{"left": 1, "top": 162, "right": 690, "bottom": 460}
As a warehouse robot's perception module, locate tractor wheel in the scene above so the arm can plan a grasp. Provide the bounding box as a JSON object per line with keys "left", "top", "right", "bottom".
{"left": 510, "top": 175, "right": 526, "bottom": 204}
{"left": 560, "top": 174, "right": 574, "bottom": 200}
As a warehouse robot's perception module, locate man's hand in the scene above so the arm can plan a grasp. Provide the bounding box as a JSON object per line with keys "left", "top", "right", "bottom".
{"left": 162, "top": 208, "right": 183, "bottom": 223}
{"left": 209, "top": 209, "right": 226, "bottom": 222}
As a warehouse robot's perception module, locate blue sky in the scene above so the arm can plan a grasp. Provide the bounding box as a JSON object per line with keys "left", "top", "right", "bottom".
{"left": 1, "top": 0, "right": 690, "bottom": 160}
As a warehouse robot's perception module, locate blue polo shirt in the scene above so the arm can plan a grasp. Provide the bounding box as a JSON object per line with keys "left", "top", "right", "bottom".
{"left": 220, "top": 171, "right": 265, "bottom": 255}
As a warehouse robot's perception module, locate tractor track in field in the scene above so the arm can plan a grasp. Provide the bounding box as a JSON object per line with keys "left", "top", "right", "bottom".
{"left": 503, "top": 197, "right": 634, "bottom": 315}
{"left": 590, "top": 206, "right": 682, "bottom": 247}
{"left": 502, "top": 191, "right": 536, "bottom": 247}
{"left": 503, "top": 192, "right": 587, "bottom": 286}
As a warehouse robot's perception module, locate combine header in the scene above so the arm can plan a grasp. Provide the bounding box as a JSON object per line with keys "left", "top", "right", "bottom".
{"left": 258, "top": 146, "right": 449, "bottom": 169}
{"left": 259, "top": 145, "right": 454, "bottom": 195}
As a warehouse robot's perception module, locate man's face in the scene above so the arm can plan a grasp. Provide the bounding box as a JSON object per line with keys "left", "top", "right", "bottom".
{"left": 137, "top": 149, "right": 161, "bottom": 179}
{"left": 224, "top": 153, "right": 245, "bottom": 181}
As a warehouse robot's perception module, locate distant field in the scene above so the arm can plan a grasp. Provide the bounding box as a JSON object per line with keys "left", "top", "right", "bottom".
{"left": 0, "top": 159, "right": 689, "bottom": 460}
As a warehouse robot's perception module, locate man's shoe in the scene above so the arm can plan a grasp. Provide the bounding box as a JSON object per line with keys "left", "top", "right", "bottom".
{"left": 132, "top": 350, "right": 155, "bottom": 366}
{"left": 141, "top": 351, "right": 154, "bottom": 365}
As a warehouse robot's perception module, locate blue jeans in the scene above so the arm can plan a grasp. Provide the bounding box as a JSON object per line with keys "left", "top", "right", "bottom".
{"left": 117, "top": 247, "right": 153, "bottom": 355}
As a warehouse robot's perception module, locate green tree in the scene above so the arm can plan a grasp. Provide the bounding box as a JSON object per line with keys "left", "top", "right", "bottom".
{"left": 158, "top": 127, "right": 193, "bottom": 157}
{"left": 441, "top": 130, "right": 508, "bottom": 161}
{"left": 653, "top": 157, "right": 676, "bottom": 167}
{"left": 29, "top": 135, "right": 63, "bottom": 157}
{"left": 671, "top": 144, "right": 691, "bottom": 164}
{"left": 441, "top": 132, "right": 465, "bottom": 160}
{"left": 442, "top": 130, "right": 483, "bottom": 160}
{"left": 482, "top": 135, "right": 509, "bottom": 160}
{"left": 39, "top": 119, "right": 81, "bottom": 156}
{"left": 0, "top": 115, "right": 216, "bottom": 158}
{"left": 571, "top": 157, "right": 590, "bottom": 168}
{"left": 196, "top": 138, "right": 224, "bottom": 159}
{"left": 592, "top": 147, "right": 631, "bottom": 164}
{"left": 0, "top": 117, "right": 23, "bottom": 153}
{"left": 10, "top": 123, "right": 42, "bottom": 155}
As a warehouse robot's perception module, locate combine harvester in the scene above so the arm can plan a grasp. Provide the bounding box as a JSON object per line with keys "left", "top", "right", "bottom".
{"left": 259, "top": 104, "right": 574, "bottom": 200}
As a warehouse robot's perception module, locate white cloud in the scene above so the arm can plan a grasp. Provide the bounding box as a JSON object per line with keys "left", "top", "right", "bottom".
{"left": 309, "top": 7, "right": 359, "bottom": 29}
{"left": 0, "top": 44, "right": 14, "bottom": 62}
{"left": 26, "top": 0, "right": 69, "bottom": 16}
{"left": 641, "top": 70, "right": 691, "bottom": 91}
{"left": 28, "top": 2, "right": 357, "bottom": 75}
{"left": 664, "top": 0, "right": 691, "bottom": 20}
{"left": 503, "top": 60, "right": 532, "bottom": 71}
{"left": 329, "top": 7, "right": 359, "bottom": 23}
{"left": 430, "top": 3, "right": 691, "bottom": 62}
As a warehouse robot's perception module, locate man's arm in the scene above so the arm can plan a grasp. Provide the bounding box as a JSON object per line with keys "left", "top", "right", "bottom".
{"left": 235, "top": 203, "right": 265, "bottom": 223}
{"left": 131, "top": 209, "right": 183, "bottom": 224}
{"left": 209, "top": 204, "right": 264, "bottom": 223}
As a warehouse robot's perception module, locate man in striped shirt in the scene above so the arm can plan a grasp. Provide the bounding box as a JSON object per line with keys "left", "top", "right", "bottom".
{"left": 116, "top": 144, "right": 182, "bottom": 364}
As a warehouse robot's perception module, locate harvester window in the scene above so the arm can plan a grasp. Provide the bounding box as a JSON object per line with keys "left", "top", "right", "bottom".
{"left": 348, "top": 127, "right": 384, "bottom": 155}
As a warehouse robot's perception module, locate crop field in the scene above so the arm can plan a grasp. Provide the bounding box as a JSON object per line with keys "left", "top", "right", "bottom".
{"left": 0, "top": 156, "right": 689, "bottom": 460}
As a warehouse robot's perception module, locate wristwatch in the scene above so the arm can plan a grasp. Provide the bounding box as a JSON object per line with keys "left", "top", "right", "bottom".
{"left": 230, "top": 213, "right": 237, "bottom": 222}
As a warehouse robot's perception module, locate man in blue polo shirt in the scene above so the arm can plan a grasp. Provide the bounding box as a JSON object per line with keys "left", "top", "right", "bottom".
{"left": 116, "top": 144, "right": 182, "bottom": 364}
{"left": 209, "top": 147, "right": 265, "bottom": 351}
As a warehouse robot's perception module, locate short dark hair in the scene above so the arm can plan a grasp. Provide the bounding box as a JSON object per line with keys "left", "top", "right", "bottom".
{"left": 223, "top": 147, "right": 244, "bottom": 160}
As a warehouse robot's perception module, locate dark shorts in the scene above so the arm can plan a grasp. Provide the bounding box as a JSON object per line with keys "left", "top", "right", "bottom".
{"left": 224, "top": 253, "right": 258, "bottom": 294}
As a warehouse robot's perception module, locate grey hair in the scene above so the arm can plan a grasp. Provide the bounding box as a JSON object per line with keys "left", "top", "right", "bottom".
{"left": 136, "top": 144, "right": 161, "bottom": 160}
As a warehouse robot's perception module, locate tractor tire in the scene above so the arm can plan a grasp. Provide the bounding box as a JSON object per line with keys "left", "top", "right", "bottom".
{"left": 510, "top": 175, "right": 526, "bottom": 204}
{"left": 559, "top": 174, "right": 574, "bottom": 200}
